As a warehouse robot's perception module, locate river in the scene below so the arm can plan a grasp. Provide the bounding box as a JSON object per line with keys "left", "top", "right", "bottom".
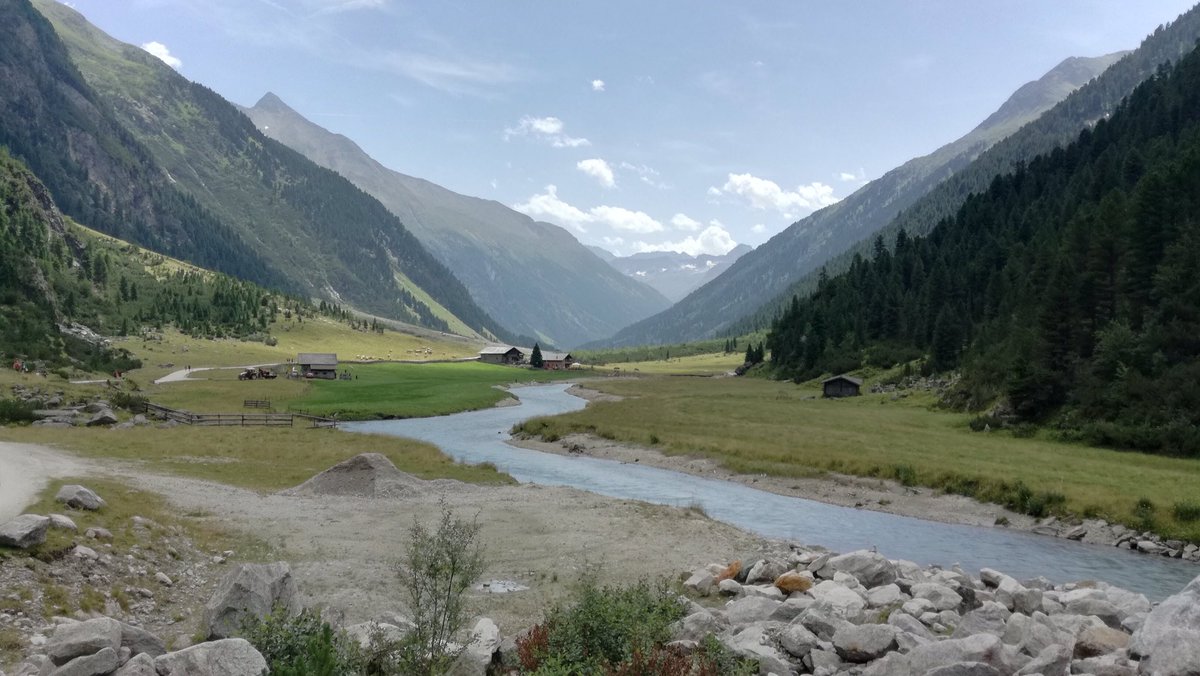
{"left": 343, "top": 383, "right": 1196, "bottom": 600}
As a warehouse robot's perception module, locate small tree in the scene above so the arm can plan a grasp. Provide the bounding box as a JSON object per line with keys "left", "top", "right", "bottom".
{"left": 397, "top": 501, "right": 485, "bottom": 674}
{"left": 530, "top": 342, "right": 544, "bottom": 368}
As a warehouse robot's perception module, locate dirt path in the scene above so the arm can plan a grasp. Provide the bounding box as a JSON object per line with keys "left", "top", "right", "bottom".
{"left": 153, "top": 363, "right": 278, "bottom": 384}
{"left": 0, "top": 441, "right": 91, "bottom": 520}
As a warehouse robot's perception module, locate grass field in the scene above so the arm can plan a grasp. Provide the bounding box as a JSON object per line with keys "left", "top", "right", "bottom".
{"left": 0, "top": 426, "right": 513, "bottom": 490}
{"left": 595, "top": 352, "right": 746, "bottom": 376}
{"left": 516, "top": 376, "right": 1200, "bottom": 541}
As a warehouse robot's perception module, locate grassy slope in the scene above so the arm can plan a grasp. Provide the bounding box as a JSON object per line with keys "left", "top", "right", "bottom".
{"left": 596, "top": 353, "right": 746, "bottom": 376}
{"left": 517, "top": 374, "right": 1200, "bottom": 541}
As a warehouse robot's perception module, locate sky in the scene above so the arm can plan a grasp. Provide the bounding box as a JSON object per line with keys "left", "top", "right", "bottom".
{"left": 57, "top": 0, "right": 1197, "bottom": 257}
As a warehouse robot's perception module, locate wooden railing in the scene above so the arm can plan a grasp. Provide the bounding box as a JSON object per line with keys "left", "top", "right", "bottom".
{"left": 145, "top": 402, "right": 336, "bottom": 428}
{"left": 243, "top": 399, "right": 272, "bottom": 409}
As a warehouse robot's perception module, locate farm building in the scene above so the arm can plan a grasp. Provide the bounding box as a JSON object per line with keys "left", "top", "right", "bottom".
{"left": 541, "top": 351, "right": 575, "bottom": 370}
{"left": 822, "top": 374, "right": 862, "bottom": 398}
{"left": 297, "top": 352, "right": 338, "bottom": 380}
{"left": 479, "top": 346, "right": 525, "bottom": 365}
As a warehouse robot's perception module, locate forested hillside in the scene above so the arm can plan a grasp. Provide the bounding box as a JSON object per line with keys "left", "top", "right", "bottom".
{"left": 20, "top": 0, "right": 522, "bottom": 343}
{"left": 768, "top": 47, "right": 1200, "bottom": 456}
{"left": 736, "top": 5, "right": 1200, "bottom": 337}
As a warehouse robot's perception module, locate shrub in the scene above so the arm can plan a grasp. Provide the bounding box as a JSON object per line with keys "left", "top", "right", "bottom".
{"left": 1134, "top": 498, "right": 1157, "bottom": 531}
{"left": 890, "top": 464, "right": 918, "bottom": 487}
{"left": 0, "top": 399, "right": 36, "bottom": 424}
{"left": 241, "top": 607, "right": 361, "bottom": 676}
{"left": 1173, "top": 501, "right": 1200, "bottom": 523}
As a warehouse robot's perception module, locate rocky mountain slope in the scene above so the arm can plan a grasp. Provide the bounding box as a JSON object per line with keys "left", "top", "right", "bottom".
{"left": 590, "top": 245, "right": 752, "bottom": 303}
{"left": 600, "top": 51, "right": 1127, "bottom": 346}
{"left": 242, "top": 93, "right": 670, "bottom": 347}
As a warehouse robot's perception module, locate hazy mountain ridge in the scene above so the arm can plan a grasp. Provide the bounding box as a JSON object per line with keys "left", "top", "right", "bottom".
{"left": 242, "top": 93, "right": 671, "bottom": 347}
{"left": 598, "top": 51, "right": 1128, "bottom": 347}
{"left": 29, "top": 0, "right": 522, "bottom": 343}
{"left": 592, "top": 245, "right": 753, "bottom": 302}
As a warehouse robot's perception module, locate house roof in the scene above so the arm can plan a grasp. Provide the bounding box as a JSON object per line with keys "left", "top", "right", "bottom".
{"left": 297, "top": 352, "right": 337, "bottom": 365}
{"left": 541, "top": 351, "right": 573, "bottom": 362}
{"left": 479, "top": 345, "right": 522, "bottom": 355}
{"left": 821, "top": 374, "right": 863, "bottom": 386}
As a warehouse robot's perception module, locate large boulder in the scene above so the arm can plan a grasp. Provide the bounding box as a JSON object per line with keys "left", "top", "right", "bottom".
{"left": 720, "top": 623, "right": 793, "bottom": 676}
{"left": 778, "top": 622, "right": 821, "bottom": 658}
{"left": 119, "top": 622, "right": 166, "bottom": 658}
{"left": 0, "top": 514, "right": 50, "bottom": 549}
{"left": 113, "top": 653, "right": 157, "bottom": 676}
{"left": 827, "top": 550, "right": 897, "bottom": 588}
{"left": 85, "top": 409, "right": 118, "bottom": 427}
{"left": 952, "top": 602, "right": 1011, "bottom": 639}
{"left": 808, "top": 580, "right": 867, "bottom": 616}
{"left": 203, "top": 562, "right": 300, "bottom": 639}
{"left": 911, "top": 582, "right": 963, "bottom": 612}
{"left": 724, "top": 596, "right": 783, "bottom": 625}
{"left": 46, "top": 617, "right": 123, "bottom": 666}
{"left": 891, "top": 633, "right": 1019, "bottom": 676}
{"left": 154, "top": 638, "right": 268, "bottom": 675}
{"left": 1015, "top": 643, "right": 1070, "bottom": 676}
{"left": 1129, "top": 573, "right": 1200, "bottom": 675}
{"left": 924, "top": 663, "right": 1001, "bottom": 676}
{"left": 671, "top": 610, "right": 723, "bottom": 643}
{"left": 832, "top": 623, "right": 898, "bottom": 663}
{"left": 49, "top": 647, "right": 119, "bottom": 676}
{"left": 54, "top": 485, "right": 106, "bottom": 510}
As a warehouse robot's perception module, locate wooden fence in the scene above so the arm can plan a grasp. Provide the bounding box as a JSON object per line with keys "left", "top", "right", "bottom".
{"left": 243, "top": 399, "right": 271, "bottom": 409}
{"left": 144, "top": 403, "right": 336, "bottom": 428}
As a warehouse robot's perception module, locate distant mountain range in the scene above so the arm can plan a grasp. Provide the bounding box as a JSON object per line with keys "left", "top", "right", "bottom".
{"left": 598, "top": 50, "right": 1129, "bottom": 347}
{"left": 587, "top": 245, "right": 752, "bottom": 302}
{"left": 241, "top": 93, "right": 670, "bottom": 348}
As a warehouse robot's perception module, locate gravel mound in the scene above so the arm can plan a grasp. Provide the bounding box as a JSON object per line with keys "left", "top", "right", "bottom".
{"left": 283, "top": 453, "right": 426, "bottom": 498}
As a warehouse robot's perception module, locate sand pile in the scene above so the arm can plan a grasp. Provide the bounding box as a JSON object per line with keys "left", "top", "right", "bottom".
{"left": 284, "top": 453, "right": 426, "bottom": 498}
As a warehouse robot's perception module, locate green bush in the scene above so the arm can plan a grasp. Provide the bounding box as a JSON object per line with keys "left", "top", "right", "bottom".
{"left": 1134, "top": 497, "right": 1157, "bottom": 531}
{"left": 241, "top": 607, "right": 361, "bottom": 676}
{"left": 1173, "top": 501, "right": 1200, "bottom": 523}
{"left": 0, "top": 398, "right": 36, "bottom": 424}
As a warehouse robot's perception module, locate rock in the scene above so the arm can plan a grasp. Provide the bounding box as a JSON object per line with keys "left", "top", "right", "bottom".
{"left": 745, "top": 559, "right": 788, "bottom": 584}
{"left": 1062, "top": 525, "right": 1087, "bottom": 540}
{"left": 924, "top": 663, "right": 1001, "bottom": 676}
{"left": 457, "top": 618, "right": 501, "bottom": 673}
{"left": 84, "top": 528, "right": 112, "bottom": 540}
{"left": 827, "top": 550, "right": 897, "bottom": 588}
{"left": 1073, "top": 625, "right": 1129, "bottom": 658}
{"left": 70, "top": 545, "right": 98, "bottom": 560}
{"left": 0, "top": 514, "right": 50, "bottom": 549}
{"left": 1063, "top": 597, "right": 1123, "bottom": 629}
{"left": 684, "top": 571, "right": 715, "bottom": 596}
{"left": 203, "top": 562, "right": 300, "bottom": 639}
{"left": 1137, "top": 540, "right": 1164, "bottom": 555}
{"left": 47, "top": 514, "right": 78, "bottom": 532}
{"left": 778, "top": 622, "right": 821, "bottom": 658}
{"left": 1073, "top": 653, "right": 1138, "bottom": 676}
{"left": 867, "top": 583, "right": 904, "bottom": 608}
{"left": 901, "top": 597, "right": 936, "bottom": 618}
{"left": 155, "top": 572, "right": 173, "bottom": 587}
{"left": 952, "top": 602, "right": 1011, "bottom": 639}
{"left": 809, "top": 580, "right": 866, "bottom": 616}
{"left": 724, "top": 596, "right": 784, "bottom": 625}
{"left": 119, "top": 622, "right": 166, "bottom": 658}
{"left": 912, "top": 582, "right": 963, "bottom": 612}
{"left": 1015, "top": 642, "right": 1070, "bottom": 676}
{"left": 775, "top": 571, "right": 813, "bottom": 594}
{"left": 154, "top": 638, "right": 268, "bottom": 675}
{"left": 55, "top": 485, "right": 106, "bottom": 510}
{"left": 86, "top": 410, "right": 118, "bottom": 426}
{"left": 284, "top": 453, "right": 425, "bottom": 498}
{"left": 46, "top": 617, "right": 123, "bottom": 666}
{"left": 888, "top": 612, "right": 935, "bottom": 640}
{"left": 798, "top": 603, "right": 855, "bottom": 641}
{"left": 832, "top": 623, "right": 898, "bottom": 663}
{"left": 345, "top": 621, "right": 410, "bottom": 649}
{"left": 740, "top": 584, "right": 785, "bottom": 601}
{"left": 721, "top": 623, "right": 793, "bottom": 676}
{"left": 1129, "top": 573, "right": 1200, "bottom": 675}
{"left": 48, "top": 647, "right": 119, "bottom": 676}
{"left": 1004, "top": 611, "right": 1074, "bottom": 658}
{"left": 899, "top": 633, "right": 1018, "bottom": 675}
{"left": 671, "top": 610, "right": 723, "bottom": 643}
{"left": 112, "top": 653, "right": 156, "bottom": 676}
{"left": 716, "top": 578, "right": 742, "bottom": 596}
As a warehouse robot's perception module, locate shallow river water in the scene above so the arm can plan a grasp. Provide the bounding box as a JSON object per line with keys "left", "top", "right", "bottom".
{"left": 343, "top": 383, "right": 1196, "bottom": 600}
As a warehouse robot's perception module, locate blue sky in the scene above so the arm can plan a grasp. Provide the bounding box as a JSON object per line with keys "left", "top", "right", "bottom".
{"left": 60, "top": 0, "right": 1196, "bottom": 256}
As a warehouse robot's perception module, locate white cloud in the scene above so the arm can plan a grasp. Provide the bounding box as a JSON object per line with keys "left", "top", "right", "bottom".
{"left": 511, "top": 185, "right": 591, "bottom": 233}
{"left": 504, "top": 116, "right": 590, "bottom": 148}
{"left": 713, "top": 172, "right": 840, "bottom": 218}
{"left": 381, "top": 51, "right": 519, "bottom": 96}
{"left": 838, "top": 168, "right": 867, "bottom": 183}
{"left": 620, "top": 162, "right": 667, "bottom": 189}
{"left": 308, "top": 0, "right": 386, "bottom": 15}
{"left": 633, "top": 224, "right": 738, "bottom": 257}
{"left": 591, "top": 206, "right": 663, "bottom": 234}
{"left": 513, "top": 187, "right": 663, "bottom": 235}
{"left": 577, "top": 159, "right": 615, "bottom": 188}
{"left": 751, "top": 223, "right": 767, "bottom": 234}
{"left": 670, "top": 213, "right": 702, "bottom": 231}
{"left": 142, "top": 41, "right": 182, "bottom": 69}
{"left": 591, "top": 79, "right": 606, "bottom": 92}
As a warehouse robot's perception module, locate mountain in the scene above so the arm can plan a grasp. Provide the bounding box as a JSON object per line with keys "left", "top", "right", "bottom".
{"left": 594, "top": 245, "right": 753, "bottom": 302}
{"left": 241, "top": 93, "right": 671, "bottom": 348}
{"left": 769, "top": 40, "right": 1200, "bottom": 456}
{"left": 598, "top": 51, "right": 1128, "bottom": 347}
{"left": 26, "top": 0, "right": 520, "bottom": 343}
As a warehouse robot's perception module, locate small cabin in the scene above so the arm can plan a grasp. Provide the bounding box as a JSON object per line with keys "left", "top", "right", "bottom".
{"left": 822, "top": 374, "right": 862, "bottom": 398}
{"left": 479, "top": 346, "right": 525, "bottom": 365}
{"left": 297, "top": 352, "right": 338, "bottom": 380}
{"left": 541, "top": 351, "right": 575, "bottom": 371}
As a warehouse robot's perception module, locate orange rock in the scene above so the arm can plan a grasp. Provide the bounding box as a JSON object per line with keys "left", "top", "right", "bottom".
{"left": 774, "top": 571, "right": 813, "bottom": 594}
{"left": 715, "top": 560, "right": 742, "bottom": 582}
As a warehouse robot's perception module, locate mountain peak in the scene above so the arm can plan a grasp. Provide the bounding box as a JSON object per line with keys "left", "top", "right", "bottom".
{"left": 253, "top": 92, "right": 293, "bottom": 113}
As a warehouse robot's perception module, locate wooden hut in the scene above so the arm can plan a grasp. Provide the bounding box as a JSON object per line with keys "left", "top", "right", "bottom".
{"left": 297, "top": 352, "right": 338, "bottom": 380}
{"left": 541, "top": 351, "right": 575, "bottom": 370}
{"left": 822, "top": 374, "right": 862, "bottom": 398}
{"left": 478, "top": 346, "right": 525, "bottom": 365}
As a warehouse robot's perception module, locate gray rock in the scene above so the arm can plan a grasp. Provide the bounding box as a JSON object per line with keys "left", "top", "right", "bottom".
{"left": 671, "top": 610, "right": 723, "bottom": 643}
{"left": 911, "top": 582, "right": 963, "bottom": 612}
{"left": 86, "top": 410, "right": 118, "bottom": 426}
{"left": 46, "top": 617, "right": 123, "bottom": 666}
{"left": 84, "top": 528, "right": 112, "bottom": 540}
{"left": 0, "top": 515, "right": 50, "bottom": 549}
{"left": 809, "top": 580, "right": 866, "bottom": 616}
{"left": 154, "top": 638, "right": 268, "bottom": 675}
{"left": 923, "top": 663, "right": 1001, "bottom": 676}
{"left": 724, "top": 596, "right": 783, "bottom": 625}
{"left": 832, "top": 623, "right": 898, "bottom": 663}
{"left": 203, "top": 562, "right": 300, "bottom": 639}
{"left": 867, "top": 583, "right": 905, "bottom": 608}
{"left": 827, "top": 550, "right": 898, "bottom": 588}
{"left": 47, "top": 515, "right": 77, "bottom": 532}
{"left": 54, "top": 485, "right": 106, "bottom": 511}
{"left": 1015, "top": 642, "right": 1070, "bottom": 676}
{"left": 460, "top": 618, "right": 501, "bottom": 671}
{"left": 778, "top": 622, "right": 821, "bottom": 658}
{"left": 112, "top": 653, "right": 156, "bottom": 676}
{"left": 684, "top": 571, "right": 715, "bottom": 596}
{"left": 745, "top": 558, "right": 788, "bottom": 585}
{"left": 1129, "top": 573, "right": 1200, "bottom": 675}
{"left": 47, "top": 647, "right": 118, "bottom": 676}
{"left": 1064, "top": 597, "right": 1123, "bottom": 629}
{"left": 902, "top": 633, "right": 1018, "bottom": 675}
{"left": 952, "top": 602, "right": 1011, "bottom": 639}
{"left": 721, "top": 623, "right": 793, "bottom": 676}
{"left": 717, "top": 579, "right": 742, "bottom": 596}
{"left": 889, "top": 612, "right": 935, "bottom": 639}
{"left": 1073, "top": 653, "right": 1138, "bottom": 676}
{"left": 119, "top": 622, "right": 166, "bottom": 658}
{"left": 798, "top": 603, "right": 855, "bottom": 641}
{"left": 344, "top": 621, "right": 410, "bottom": 649}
